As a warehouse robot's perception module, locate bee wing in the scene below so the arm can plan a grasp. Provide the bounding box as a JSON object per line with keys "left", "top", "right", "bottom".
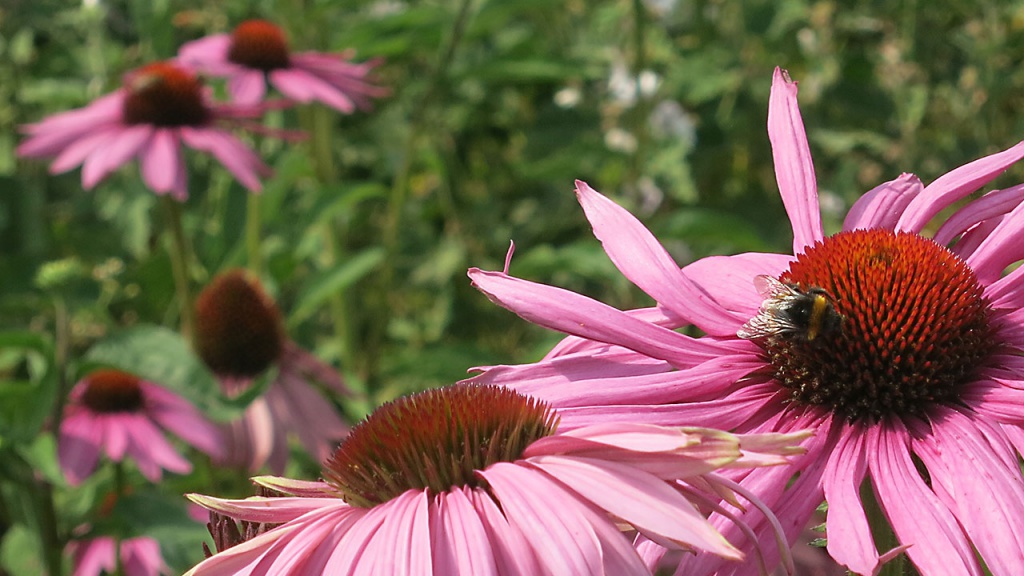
{"left": 753, "top": 275, "right": 799, "bottom": 299}
{"left": 737, "top": 309, "right": 803, "bottom": 340}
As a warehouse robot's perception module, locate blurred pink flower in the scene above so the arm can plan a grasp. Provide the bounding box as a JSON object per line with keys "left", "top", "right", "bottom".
{"left": 58, "top": 369, "right": 223, "bottom": 485}
{"left": 17, "top": 62, "right": 271, "bottom": 200}
{"left": 467, "top": 68, "right": 1024, "bottom": 575}
{"left": 179, "top": 19, "right": 387, "bottom": 113}
{"left": 194, "top": 269, "right": 350, "bottom": 473}
{"left": 69, "top": 536, "right": 168, "bottom": 576}
{"left": 185, "top": 384, "right": 807, "bottom": 575}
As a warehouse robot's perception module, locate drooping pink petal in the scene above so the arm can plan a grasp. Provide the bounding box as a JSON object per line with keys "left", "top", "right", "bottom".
{"left": 248, "top": 507, "right": 342, "bottom": 575}
{"left": 468, "top": 268, "right": 731, "bottom": 367}
{"left": 575, "top": 180, "right": 744, "bottom": 335}
{"left": 350, "top": 490, "right": 429, "bottom": 576}
{"left": 18, "top": 92, "right": 125, "bottom": 157}
{"left": 180, "top": 127, "right": 268, "bottom": 192}
{"left": 821, "top": 420, "right": 878, "bottom": 575}
{"left": 123, "top": 416, "right": 191, "bottom": 480}
{"left": 985, "top": 263, "right": 1024, "bottom": 308}
{"left": 768, "top": 67, "right": 823, "bottom": 252}
{"left": 271, "top": 69, "right": 357, "bottom": 113}
{"left": 320, "top": 497, "right": 392, "bottom": 573}
{"left": 530, "top": 454, "right": 742, "bottom": 559}
{"left": 961, "top": 379, "right": 1024, "bottom": 425}
{"left": 432, "top": 488, "right": 496, "bottom": 576}
{"left": 467, "top": 488, "right": 544, "bottom": 575}
{"left": 867, "top": 419, "right": 982, "bottom": 576}
{"left": 140, "top": 129, "right": 184, "bottom": 196}
{"left": 119, "top": 537, "right": 166, "bottom": 576}
{"left": 142, "top": 382, "right": 224, "bottom": 459}
{"left": 963, "top": 199, "right": 1024, "bottom": 283}
{"left": 479, "top": 462, "right": 605, "bottom": 575}
{"left": 176, "top": 34, "right": 235, "bottom": 74}
{"left": 264, "top": 372, "right": 347, "bottom": 462}
{"left": 229, "top": 71, "right": 269, "bottom": 106}
{"left": 188, "top": 494, "right": 349, "bottom": 524}
{"left": 58, "top": 412, "right": 103, "bottom": 485}
{"left": 895, "top": 140, "right": 1024, "bottom": 233}
{"left": 80, "top": 124, "right": 153, "bottom": 188}
{"left": 680, "top": 252, "right": 794, "bottom": 315}
{"left": 47, "top": 125, "right": 124, "bottom": 178}
{"left": 101, "top": 414, "right": 136, "bottom": 462}
{"left": 72, "top": 537, "right": 117, "bottom": 576}
{"left": 843, "top": 172, "right": 923, "bottom": 232}
{"left": 183, "top": 522, "right": 307, "bottom": 576}
{"left": 933, "top": 183, "right": 1024, "bottom": 246}
{"left": 911, "top": 409, "right": 1024, "bottom": 574}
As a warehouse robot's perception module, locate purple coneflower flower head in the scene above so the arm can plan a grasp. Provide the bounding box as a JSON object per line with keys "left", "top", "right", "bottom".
{"left": 58, "top": 369, "right": 222, "bottom": 485}
{"left": 185, "top": 384, "right": 808, "bottom": 575}
{"left": 178, "top": 19, "right": 387, "bottom": 113}
{"left": 194, "top": 269, "right": 350, "bottom": 473}
{"left": 69, "top": 536, "right": 169, "bottom": 576}
{"left": 467, "top": 67, "right": 1024, "bottom": 575}
{"left": 17, "top": 62, "right": 271, "bottom": 200}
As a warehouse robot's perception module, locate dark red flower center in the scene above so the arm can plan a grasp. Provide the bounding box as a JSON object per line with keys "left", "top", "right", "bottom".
{"left": 194, "top": 270, "right": 284, "bottom": 379}
{"left": 322, "top": 384, "right": 558, "bottom": 507}
{"left": 81, "top": 370, "right": 144, "bottom": 413}
{"left": 751, "top": 229, "right": 994, "bottom": 421}
{"left": 227, "top": 20, "right": 291, "bottom": 71}
{"left": 121, "top": 62, "right": 211, "bottom": 127}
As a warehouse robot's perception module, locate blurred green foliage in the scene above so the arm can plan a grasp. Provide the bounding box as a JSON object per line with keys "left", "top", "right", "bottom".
{"left": 5, "top": 0, "right": 1024, "bottom": 571}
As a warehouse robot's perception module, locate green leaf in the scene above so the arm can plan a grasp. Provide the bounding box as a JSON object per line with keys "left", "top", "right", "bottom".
{"left": 0, "top": 525, "right": 48, "bottom": 576}
{"left": 288, "top": 248, "right": 386, "bottom": 328}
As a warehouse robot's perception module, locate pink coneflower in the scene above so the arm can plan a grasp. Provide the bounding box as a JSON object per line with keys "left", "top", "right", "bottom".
{"left": 69, "top": 536, "right": 169, "bottom": 576}
{"left": 17, "top": 61, "right": 271, "bottom": 200}
{"left": 467, "top": 68, "right": 1024, "bottom": 575}
{"left": 178, "top": 19, "right": 386, "bottom": 113}
{"left": 58, "top": 369, "right": 223, "bottom": 485}
{"left": 185, "top": 384, "right": 808, "bottom": 575}
{"left": 194, "top": 269, "right": 350, "bottom": 473}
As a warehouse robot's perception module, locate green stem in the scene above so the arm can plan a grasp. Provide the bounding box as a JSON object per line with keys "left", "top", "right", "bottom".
{"left": 246, "top": 193, "right": 263, "bottom": 277}
{"left": 162, "top": 197, "right": 194, "bottom": 342}
{"left": 864, "top": 483, "right": 909, "bottom": 575}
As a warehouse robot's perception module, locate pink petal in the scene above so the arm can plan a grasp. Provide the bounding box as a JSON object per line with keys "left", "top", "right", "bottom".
{"left": 933, "top": 183, "right": 1024, "bottom": 246}
{"left": 184, "top": 522, "right": 307, "bottom": 576}
{"left": 80, "top": 124, "right": 153, "bottom": 188}
{"left": 351, "top": 490, "right": 430, "bottom": 575}
{"left": 271, "top": 68, "right": 357, "bottom": 113}
{"left": 48, "top": 125, "right": 124, "bottom": 176}
{"left": 18, "top": 92, "right": 125, "bottom": 157}
{"left": 531, "top": 455, "right": 741, "bottom": 559}
{"left": 321, "top": 498, "right": 391, "bottom": 573}
{"left": 248, "top": 507, "right": 342, "bottom": 575}
{"left": 124, "top": 416, "right": 191, "bottom": 481}
{"left": 896, "top": 140, "right": 1024, "bottom": 233}
{"left": 432, "top": 489, "right": 497, "bottom": 576}
{"left": 985, "top": 264, "right": 1024, "bottom": 308}
{"left": 72, "top": 537, "right": 117, "bottom": 576}
{"left": 119, "top": 537, "right": 166, "bottom": 576}
{"left": 468, "top": 268, "right": 729, "bottom": 367}
{"left": 963, "top": 198, "right": 1024, "bottom": 283}
{"left": 176, "top": 35, "right": 234, "bottom": 72}
{"left": 553, "top": 382, "right": 782, "bottom": 431}
{"left": 575, "top": 180, "right": 744, "bottom": 335}
{"left": 180, "top": 127, "right": 267, "bottom": 192}
{"left": 467, "top": 488, "right": 544, "bottom": 575}
{"left": 867, "top": 419, "right": 982, "bottom": 575}
{"left": 681, "top": 252, "right": 794, "bottom": 315}
{"left": 265, "top": 372, "right": 346, "bottom": 462}
{"left": 99, "top": 415, "right": 130, "bottom": 461}
{"left": 768, "top": 67, "right": 823, "bottom": 252}
{"left": 912, "top": 410, "right": 1024, "bottom": 573}
{"left": 229, "top": 71, "right": 269, "bottom": 106}
{"left": 142, "top": 382, "right": 224, "bottom": 459}
{"left": 843, "top": 173, "right": 923, "bottom": 232}
{"left": 59, "top": 412, "right": 102, "bottom": 485}
{"left": 188, "top": 494, "right": 348, "bottom": 525}
{"left": 140, "top": 129, "right": 184, "bottom": 195}
{"left": 479, "top": 463, "right": 605, "bottom": 574}
{"left": 821, "top": 420, "right": 878, "bottom": 575}
{"left": 962, "top": 379, "right": 1024, "bottom": 425}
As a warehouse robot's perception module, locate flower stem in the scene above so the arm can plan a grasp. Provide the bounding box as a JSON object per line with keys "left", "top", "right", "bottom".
{"left": 161, "top": 197, "right": 194, "bottom": 341}
{"left": 864, "top": 483, "right": 909, "bottom": 575}
{"left": 246, "top": 192, "right": 263, "bottom": 277}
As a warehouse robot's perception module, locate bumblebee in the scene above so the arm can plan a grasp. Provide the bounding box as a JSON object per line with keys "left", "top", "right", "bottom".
{"left": 737, "top": 275, "right": 844, "bottom": 342}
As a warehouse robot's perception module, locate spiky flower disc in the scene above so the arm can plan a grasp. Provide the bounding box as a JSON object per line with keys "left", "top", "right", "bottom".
{"left": 322, "top": 384, "right": 558, "bottom": 507}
